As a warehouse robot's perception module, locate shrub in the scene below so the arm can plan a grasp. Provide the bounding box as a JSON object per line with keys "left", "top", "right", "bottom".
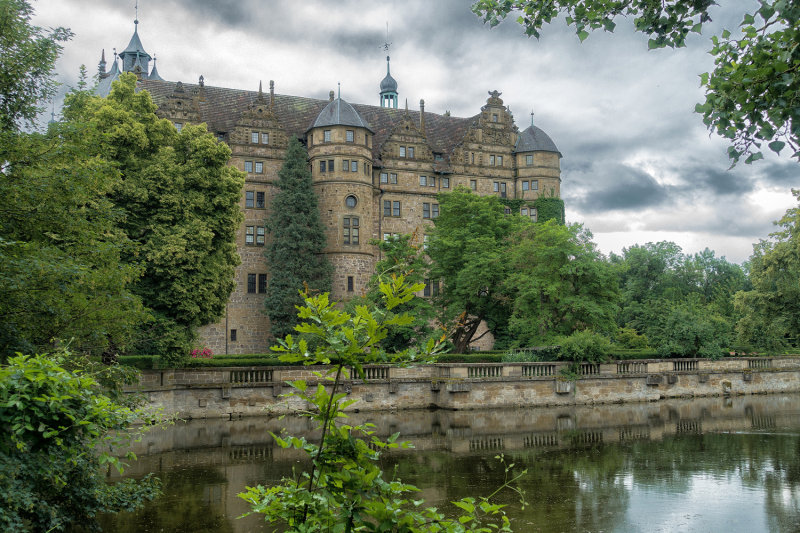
{"left": 615, "top": 327, "right": 650, "bottom": 349}
{"left": 556, "top": 331, "right": 612, "bottom": 364}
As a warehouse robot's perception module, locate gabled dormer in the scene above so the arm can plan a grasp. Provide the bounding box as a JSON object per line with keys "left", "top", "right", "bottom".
{"left": 229, "top": 81, "right": 288, "bottom": 153}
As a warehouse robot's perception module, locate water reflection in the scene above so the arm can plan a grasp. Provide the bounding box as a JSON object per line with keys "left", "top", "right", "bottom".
{"left": 102, "top": 394, "right": 800, "bottom": 532}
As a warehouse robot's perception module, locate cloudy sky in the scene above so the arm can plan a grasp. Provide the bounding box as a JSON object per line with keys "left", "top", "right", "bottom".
{"left": 34, "top": 0, "right": 798, "bottom": 264}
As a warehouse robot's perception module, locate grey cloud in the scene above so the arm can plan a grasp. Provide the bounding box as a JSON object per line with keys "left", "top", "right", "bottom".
{"left": 567, "top": 163, "right": 672, "bottom": 213}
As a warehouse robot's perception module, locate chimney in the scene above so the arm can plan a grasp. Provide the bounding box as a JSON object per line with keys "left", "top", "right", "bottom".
{"left": 269, "top": 80, "right": 275, "bottom": 110}
{"left": 419, "top": 99, "right": 425, "bottom": 132}
{"left": 329, "top": 90, "right": 335, "bottom": 102}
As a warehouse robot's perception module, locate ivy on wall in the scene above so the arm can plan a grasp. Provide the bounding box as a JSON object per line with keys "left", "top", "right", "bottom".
{"left": 534, "top": 197, "right": 565, "bottom": 224}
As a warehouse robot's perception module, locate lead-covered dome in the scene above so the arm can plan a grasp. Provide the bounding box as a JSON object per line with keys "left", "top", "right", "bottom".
{"left": 309, "top": 96, "right": 372, "bottom": 131}
{"left": 515, "top": 125, "right": 562, "bottom": 157}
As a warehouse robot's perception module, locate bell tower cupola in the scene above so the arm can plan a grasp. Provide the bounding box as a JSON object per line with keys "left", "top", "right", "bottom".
{"left": 379, "top": 55, "right": 398, "bottom": 109}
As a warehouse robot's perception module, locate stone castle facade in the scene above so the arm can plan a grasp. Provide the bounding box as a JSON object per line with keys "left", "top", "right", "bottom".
{"left": 97, "top": 23, "right": 563, "bottom": 354}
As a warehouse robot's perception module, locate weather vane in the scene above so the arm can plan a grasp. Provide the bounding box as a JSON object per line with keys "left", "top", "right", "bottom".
{"left": 382, "top": 22, "right": 391, "bottom": 52}
{"left": 135, "top": 0, "right": 139, "bottom": 23}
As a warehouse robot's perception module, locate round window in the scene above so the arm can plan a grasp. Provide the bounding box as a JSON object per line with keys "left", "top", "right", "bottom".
{"left": 345, "top": 195, "right": 357, "bottom": 208}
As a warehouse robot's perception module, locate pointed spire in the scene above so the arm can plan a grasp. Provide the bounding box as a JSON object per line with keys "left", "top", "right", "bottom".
{"left": 98, "top": 48, "right": 107, "bottom": 77}
{"left": 530, "top": 109, "right": 535, "bottom": 127}
{"left": 148, "top": 55, "right": 163, "bottom": 80}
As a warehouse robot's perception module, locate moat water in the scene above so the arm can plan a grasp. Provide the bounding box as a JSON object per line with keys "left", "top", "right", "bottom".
{"left": 101, "top": 394, "right": 800, "bottom": 532}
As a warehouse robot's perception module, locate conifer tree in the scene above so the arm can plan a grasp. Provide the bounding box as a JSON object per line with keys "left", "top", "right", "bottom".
{"left": 264, "top": 137, "right": 332, "bottom": 338}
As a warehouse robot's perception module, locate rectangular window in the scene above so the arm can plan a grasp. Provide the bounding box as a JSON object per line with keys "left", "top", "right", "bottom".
{"left": 383, "top": 200, "right": 391, "bottom": 217}
{"left": 521, "top": 207, "right": 528, "bottom": 216}
{"left": 526, "top": 154, "right": 533, "bottom": 166}
{"left": 420, "top": 175, "right": 427, "bottom": 186}
{"left": 245, "top": 160, "right": 253, "bottom": 173}
{"left": 255, "top": 161, "right": 263, "bottom": 174}
{"left": 423, "top": 203, "right": 431, "bottom": 219}
{"left": 230, "top": 329, "right": 237, "bottom": 342}
{"left": 489, "top": 155, "right": 495, "bottom": 166}
{"left": 522, "top": 181, "right": 529, "bottom": 191}
{"left": 380, "top": 172, "right": 388, "bottom": 184}
{"left": 256, "top": 192, "right": 265, "bottom": 208}
{"left": 320, "top": 160, "right": 327, "bottom": 173}
{"left": 470, "top": 179, "right": 477, "bottom": 190}
{"left": 493, "top": 181, "right": 499, "bottom": 192}
{"left": 408, "top": 147, "right": 414, "bottom": 158}
{"left": 471, "top": 153, "right": 475, "bottom": 164}
{"left": 393, "top": 201, "right": 400, "bottom": 217}
{"left": 432, "top": 204, "right": 439, "bottom": 218}
{"left": 174, "top": 122, "right": 183, "bottom": 132}
{"left": 390, "top": 173, "right": 397, "bottom": 184}
{"left": 247, "top": 273, "right": 256, "bottom": 294}
{"left": 258, "top": 273, "right": 267, "bottom": 293}
{"left": 383, "top": 233, "right": 391, "bottom": 241}
{"left": 245, "top": 226, "right": 255, "bottom": 245}
{"left": 343, "top": 216, "right": 359, "bottom": 244}
{"left": 492, "top": 113, "right": 498, "bottom": 122}
{"left": 532, "top": 180, "right": 539, "bottom": 190}
{"left": 256, "top": 226, "right": 265, "bottom": 246}
{"left": 347, "top": 276, "right": 354, "bottom": 292}
{"left": 261, "top": 132, "right": 269, "bottom": 144}
{"left": 251, "top": 132, "right": 259, "bottom": 144}
{"left": 328, "top": 159, "right": 334, "bottom": 171}
{"left": 346, "top": 130, "right": 354, "bottom": 142}
{"left": 500, "top": 182, "right": 507, "bottom": 198}
{"left": 531, "top": 208, "right": 538, "bottom": 222}
{"left": 424, "top": 278, "right": 431, "bottom": 297}
{"left": 423, "top": 235, "right": 430, "bottom": 250}
{"left": 324, "top": 130, "right": 331, "bottom": 142}
{"left": 442, "top": 177, "right": 450, "bottom": 188}
{"left": 399, "top": 146, "right": 406, "bottom": 157}
{"left": 429, "top": 176, "right": 436, "bottom": 187}
{"left": 343, "top": 159, "right": 349, "bottom": 171}
{"left": 497, "top": 156, "right": 503, "bottom": 166}
{"left": 350, "top": 160, "right": 358, "bottom": 172}
{"left": 245, "top": 191, "right": 254, "bottom": 208}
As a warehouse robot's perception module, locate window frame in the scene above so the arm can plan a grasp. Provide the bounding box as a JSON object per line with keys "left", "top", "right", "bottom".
{"left": 244, "top": 160, "right": 253, "bottom": 173}
{"left": 247, "top": 273, "right": 256, "bottom": 294}
{"left": 251, "top": 131, "right": 259, "bottom": 144}
{"left": 346, "top": 129, "right": 354, "bottom": 142}
{"left": 258, "top": 273, "right": 267, "bottom": 293}
{"left": 256, "top": 226, "right": 265, "bottom": 246}
{"left": 256, "top": 191, "right": 265, "bottom": 209}
{"left": 245, "top": 191, "right": 254, "bottom": 208}
{"left": 254, "top": 161, "right": 263, "bottom": 174}
{"left": 261, "top": 132, "right": 269, "bottom": 145}
{"left": 323, "top": 129, "right": 331, "bottom": 142}
{"left": 245, "top": 225, "right": 255, "bottom": 245}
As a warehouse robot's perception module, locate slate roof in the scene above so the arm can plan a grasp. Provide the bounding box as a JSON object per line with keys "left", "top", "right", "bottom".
{"left": 515, "top": 125, "right": 562, "bottom": 157}
{"left": 137, "top": 79, "right": 478, "bottom": 165}
{"left": 310, "top": 97, "right": 373, "bottom": 132}
{"left": 380, "top": 56, "right": 397, "bottom": 93}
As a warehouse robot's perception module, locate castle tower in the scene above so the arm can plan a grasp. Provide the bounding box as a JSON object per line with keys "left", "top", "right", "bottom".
{"left": 307, "top": 91, "right": 375, "bottom": 300}
{"left": 379, "top": 56, "right": 398, "bottom": 109}
{"left": 513, "top": 111, "right": 562, "bottom": 220}
{"left": 119, "top": 18, "right": 151, "bottom": 75}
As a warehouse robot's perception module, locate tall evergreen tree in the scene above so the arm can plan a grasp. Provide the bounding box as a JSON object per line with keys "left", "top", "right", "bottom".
{"left": 264, "top": 137, "right": 332, "bottom": 338}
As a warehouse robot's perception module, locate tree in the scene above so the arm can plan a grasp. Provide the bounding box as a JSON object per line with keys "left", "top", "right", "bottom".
{"left": 0, "top": 352, "right": 161, "bottom": 531}
{"left": 64, "top": 74, "right": 245, "bottom": 361}
{"left": 427, "top": 188, "right": 527, "bottom": 353}
{"left": 471, "top": 1, "right": 800, "bottom": 164}
{"left": 0, "top": 1, "right": 144, "bottom": 359}
{"left": 0, "top": 0, "right": 71, "bottom": 132}
{"left": 349, "top": 233, "right": 436, "bottom": 352}
{"left": 264, "top": 137, "right": 332, "bottom": 339}
{"left": 735, "top": 189, "right": 800, "bottom": 352}
{"left": 505, "top": 221, "right": 620, "bottom": 346}
{"left": 647, "top": 295, "right": 731, "bottom": 358}
{"left": 240, "top": 281, "right": 525, "bottom": 531}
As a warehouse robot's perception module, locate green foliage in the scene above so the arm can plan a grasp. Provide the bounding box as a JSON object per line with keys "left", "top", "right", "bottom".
{"left": 505, "top": 221, "right": 620, "bottom": 346}
{"left": 0, "top": 0, "right": 72, "bottom": 131}
{"left": 615, "top": 327, "right": 650, "bottom": 349}
{"left": 555, "top": 330, "right": 612, "bottom": 364}
{"left": 264, "top": 136, "right": 332, "bottom": 340}
{"left": 610, "top": 348, "right": 658, "bottom": 360}
{"left": 472, "top": 1, "right": 799, "bottom": 164}
{"left": 0, "top": 352, "right": 161, "bottom": 531}
{"left": 240, "top": 281, "right": 525, "bottom": 531}
{"left": 533, "top": 196, "right": 565, "bottom": 224}
{"left": 647, "top": 297, "right": 731, "bottom": 359}
{"left": 735, "top": 190, "right": 800, "bottom": 352}
{"left": 352, "top": 233, "right": 437, "bottom": 352}
{"left": 63, "top": 74, "right": 245, "bottom": 362}
{"left": 428, "top": 188, "right": 527, "bottom": 353}
{"left": 436, "top": 353, "right": 506, "bottom": 363}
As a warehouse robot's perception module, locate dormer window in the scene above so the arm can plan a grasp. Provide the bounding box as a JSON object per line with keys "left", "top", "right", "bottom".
{"left": 492, "top": 114, "right": 498, "bottom": 122}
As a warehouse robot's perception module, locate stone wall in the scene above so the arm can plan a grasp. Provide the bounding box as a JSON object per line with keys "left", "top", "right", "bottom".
{"left": 129, "top": 356, "right": 800, "bottom": 419}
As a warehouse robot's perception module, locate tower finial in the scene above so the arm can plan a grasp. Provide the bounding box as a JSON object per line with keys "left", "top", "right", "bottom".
{"left": 135, "top": 0, "right": 139, "bottom": 25}
{"left": 530, "top": 109, "right": 535, "bottom": 127}
{"left": 337, "top": 82, "right": 340, "bottom": 99}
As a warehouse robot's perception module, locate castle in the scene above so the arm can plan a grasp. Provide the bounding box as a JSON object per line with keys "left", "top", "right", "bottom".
{"left": 97, "top": 20, "right": 563, "bottom": 354}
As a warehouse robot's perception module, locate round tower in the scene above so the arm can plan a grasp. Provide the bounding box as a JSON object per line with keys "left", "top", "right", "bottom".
{"left": 307, "top": 92, "right": 376, "bottom": 300}
{"left": 514, "top": 118, "right": 562, "bottom": 220}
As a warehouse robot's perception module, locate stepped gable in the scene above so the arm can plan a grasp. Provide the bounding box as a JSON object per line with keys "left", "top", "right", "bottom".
{"left": 137, "top": 79, "right": 475, "bottom": 165}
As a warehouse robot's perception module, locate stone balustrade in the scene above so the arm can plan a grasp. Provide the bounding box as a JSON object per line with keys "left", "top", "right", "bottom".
{"left": 128, "top": 356, "right": 800, "bottom": 419}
